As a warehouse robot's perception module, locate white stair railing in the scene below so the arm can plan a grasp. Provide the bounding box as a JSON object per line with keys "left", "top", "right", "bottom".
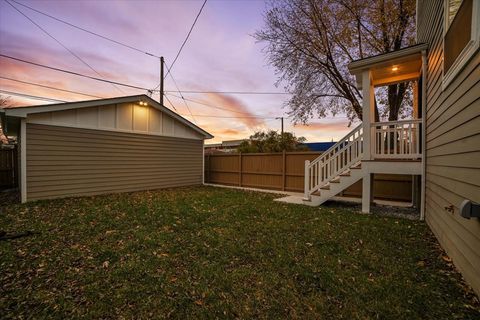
{"left": 304, "top": 124, "right": 364, "bottom": 200}
{"left": 371, "top": 119, "right": 422, "bottom": 159}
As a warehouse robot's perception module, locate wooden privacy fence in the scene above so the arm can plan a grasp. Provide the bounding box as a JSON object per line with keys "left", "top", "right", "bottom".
{"left": 205, "top": 151, "right": 412, "bottom": 202}
{"left": 0, "top": 146, "right": 18, "bottom": 190}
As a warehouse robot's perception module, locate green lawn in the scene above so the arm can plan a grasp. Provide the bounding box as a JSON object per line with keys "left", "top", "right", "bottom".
{"left": 1, "top": 186, "right": 479, "bottom": 319}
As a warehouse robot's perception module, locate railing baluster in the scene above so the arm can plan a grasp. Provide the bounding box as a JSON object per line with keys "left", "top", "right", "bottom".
{"left": 408, "top": 123, "right": 412, "bottom": 155}
{"left": 416, "top": 123, "right": 420, "bottom": 156}
{"left": 394, "top": 124, "right": 398, "bottom": 156}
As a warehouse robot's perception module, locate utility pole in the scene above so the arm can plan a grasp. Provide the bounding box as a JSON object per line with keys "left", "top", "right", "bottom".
{"left": 276, "top": 117, "right": 284, "bottom": 135}
{"left": 160, "top": 56, "right": 164, "bottom": 105}
{"left": 276, "top": 116, "right": 285, "bottom": 150}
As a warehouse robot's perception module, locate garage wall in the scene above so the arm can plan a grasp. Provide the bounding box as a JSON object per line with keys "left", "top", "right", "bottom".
{"left": 26, "top": 123, "right": 203, "bottom": 201}
{"left": 417, "top": 0, "right": 480, "bottom": 295}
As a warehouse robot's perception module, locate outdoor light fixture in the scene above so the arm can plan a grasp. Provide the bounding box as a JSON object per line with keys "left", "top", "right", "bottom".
{"left": 139, "top": 101, "right": 148, "bottom": 106}
{"left": 392, "top": 66, "right": 398, "bottom": 71}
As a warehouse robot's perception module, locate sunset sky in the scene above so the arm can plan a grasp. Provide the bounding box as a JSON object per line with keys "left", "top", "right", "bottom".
{"left": 0, "top": 0, "right": 352, "bottom": 143}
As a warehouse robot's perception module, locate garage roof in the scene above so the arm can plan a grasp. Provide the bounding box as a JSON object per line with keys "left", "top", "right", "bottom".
{"left": 2, "top": 94, "right": 213, "bottom": 139}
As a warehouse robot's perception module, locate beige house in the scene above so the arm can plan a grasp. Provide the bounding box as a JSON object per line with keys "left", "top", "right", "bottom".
{"left": 416, "top": 0, "right": 480, "bottom": 296}
{"left": 279, "top": 0, "right": 480, "bottom": 295}
{"left": 1, "top": 94, "right": 213, "bottom": 202}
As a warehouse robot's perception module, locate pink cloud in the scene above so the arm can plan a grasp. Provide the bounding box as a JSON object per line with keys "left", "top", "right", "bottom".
{"left": 205, "top": 93, "right": 264, "bottom": 127}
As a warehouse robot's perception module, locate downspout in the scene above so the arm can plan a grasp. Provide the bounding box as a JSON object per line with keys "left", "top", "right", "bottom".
{"left": 202, "top": 139, "right": 205, "bottom": 185}
{"left": 20, "top": 118, "right": 27, "bottom": 203}
{"left": 420, "top": 50, "right": 427, "bottom": 220}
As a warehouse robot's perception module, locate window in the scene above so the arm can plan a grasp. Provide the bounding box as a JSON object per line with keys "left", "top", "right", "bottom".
{"left": 443, "top": 0, "right": 480, "bottom": 87}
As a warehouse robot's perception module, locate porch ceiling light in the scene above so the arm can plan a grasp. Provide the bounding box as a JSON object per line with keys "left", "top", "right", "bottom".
{"left": 391, "top": 66, "right": 399, "bottom": 71}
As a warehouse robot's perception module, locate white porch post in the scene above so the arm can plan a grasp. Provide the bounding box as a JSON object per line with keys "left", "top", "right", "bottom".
{"left": 412, "top": 80, "right": 419, "bottom": 119}
{"left": 361, "top": 70, "right": 374, "bottom": 213}
{"left": 362, "top": 70, "right": 374, "bottom": 161}
{"left": 303, "top": 160, "right": 310, "bottom": 201}
{"left": 362, "top": 173, "right": 374, "bottom": 213}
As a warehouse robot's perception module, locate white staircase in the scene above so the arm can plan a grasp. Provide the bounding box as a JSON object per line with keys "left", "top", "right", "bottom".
{"left": 303, "top": 124, "right": 364, "bottom": 206}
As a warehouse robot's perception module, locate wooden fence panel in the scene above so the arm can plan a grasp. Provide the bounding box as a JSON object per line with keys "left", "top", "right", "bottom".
{"left": 0, "top": 146, "right": 18, "bottom": 189}
{"left": 242, "top": 153, "right": 283, "bottom": 190}
{"left": 285, "top": 152, "right": 322, "bottom": 192}
{"left": 205, "top": 151, "right": 412, "bottom": 202}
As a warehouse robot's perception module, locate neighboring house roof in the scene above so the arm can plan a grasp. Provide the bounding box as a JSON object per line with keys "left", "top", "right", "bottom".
{"left": 1, "top": 94, "right": 213, "bottom": 139}
{"left": 303, "top": 142, "right": 336, "bottom": 152}
{"left": 205, "top": 139, "right": 246, "bottom": 149}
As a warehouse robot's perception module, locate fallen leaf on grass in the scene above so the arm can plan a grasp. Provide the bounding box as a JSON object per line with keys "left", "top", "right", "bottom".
{"left": 442, "top": 256, "right": 452, "bottom": 263}
{"left": 102, "top": 261, "right": 109, "bottom": 269}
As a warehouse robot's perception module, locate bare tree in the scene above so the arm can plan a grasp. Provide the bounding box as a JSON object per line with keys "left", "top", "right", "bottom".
{"left": 255, "top": 0, "right": 416, "bottom": 123}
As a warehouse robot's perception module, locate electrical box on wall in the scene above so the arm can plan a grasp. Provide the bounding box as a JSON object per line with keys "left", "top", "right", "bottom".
{"left": 460, "top": 200, "right": 480, "bottom": 219}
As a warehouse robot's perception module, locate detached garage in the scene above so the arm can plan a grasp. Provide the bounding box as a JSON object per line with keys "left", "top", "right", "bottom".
{"left": 1, "top": 95, "right": 213, "bottom": 202}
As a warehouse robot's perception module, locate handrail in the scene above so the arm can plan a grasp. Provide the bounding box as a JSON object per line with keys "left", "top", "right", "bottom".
{"left": 308, "top": 123, "right": 363, "bottom": 168}
{"left": 371, "top": 119, "right": 422, "bottom": 126}
{"left": 304, "top": 123, "right": 363, "bottom": 200}
{"left": 304, "top": 118, "right": 423, "bottom": 200}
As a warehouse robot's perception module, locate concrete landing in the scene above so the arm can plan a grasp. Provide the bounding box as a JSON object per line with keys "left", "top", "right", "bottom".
{"left": 274, "top": 194, "right": 306, "bottom": 205}
{"left": 274, "top": 194, "right": 412, "bottom": 208}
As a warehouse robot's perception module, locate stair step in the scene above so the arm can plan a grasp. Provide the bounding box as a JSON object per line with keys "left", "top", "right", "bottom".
{"left": 330, "top": 177, "right": 341, "bottom": 183}
{"left": 351, "top": 165, "right": 362, "bottom": 170}
{"left": 320, "top": 184, "right": 330, "bottom": 190}
{"left": 340, "top": 172, "right": 351, "bottom": 177}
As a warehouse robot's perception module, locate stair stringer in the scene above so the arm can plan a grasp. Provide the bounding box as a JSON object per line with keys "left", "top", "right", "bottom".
{"left": 302, "top": 167, "right": 365, "bottom": 207}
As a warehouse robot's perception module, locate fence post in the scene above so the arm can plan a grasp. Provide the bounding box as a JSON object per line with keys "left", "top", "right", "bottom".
{"left": 282, "top": 150, "right": 286, "bottom": 191}
{"left": 238, "top": 152, "right": 242, "bottom": 187}
{"left": 304, "top": 160, "right": 310, "bottom": 200}
{"left": 206, "top": 154, "right": 210, "bottom": 183}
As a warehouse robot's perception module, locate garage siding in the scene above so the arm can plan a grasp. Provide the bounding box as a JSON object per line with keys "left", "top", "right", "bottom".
{"left": 26, "top": 123, "right": 203, "bottom": 201}
{"left": 417, "top": 0, "right": 480, "bottom": 295}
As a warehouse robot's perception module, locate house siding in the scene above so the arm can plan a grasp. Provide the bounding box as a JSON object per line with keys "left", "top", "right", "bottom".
{"left": 417, "top": 0, "right": 480, "bottom": 295}
{"left": 26, "top": 123, "right": 203, "bottom": 201}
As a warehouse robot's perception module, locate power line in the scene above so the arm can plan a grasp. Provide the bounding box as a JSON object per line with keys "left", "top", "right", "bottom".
{"left": 152, "top": 0, "right": 207, "bottom": 91}
{"left": 0, "top": 90, "right": 272, "bottom": 120}
{"left": 0, "top": 89, "right": 68, "bottom": 103}
{"left": 163, "top": 93, "right": 177, "bottom": 111}
{"left": 0, "top": 76, "right": 104, "bottom": 99}
{"left": 163, "top": 60, "right": 196, "bottom": 123}
{"left": 165, "top": 0, "right": 207, "bottom": 79}
{"left": 166, "top": 92, "right": 271, "bottom": 116}
{"left": 163, "top": 90, "right": 291, "bottom": 95}
{"left": 9, "top": 0, "right": 161, "bottom": 58}
{"left": 178, "top": 114, "right": 275, "bottom": 119}
{"left": 5, "top": 0, "right": 124, "bottom": 94}
{"left": 0, "top": 54, "right": 150, "bottom": 91}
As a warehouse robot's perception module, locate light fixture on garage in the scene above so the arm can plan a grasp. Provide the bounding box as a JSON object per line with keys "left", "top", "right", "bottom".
{"left": 139, "top": 101, "right": 148, "bottom": 106}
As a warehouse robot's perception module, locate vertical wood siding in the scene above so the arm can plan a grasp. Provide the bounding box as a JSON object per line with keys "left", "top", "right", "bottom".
{"left": 418, "top": 0, "right": 480, "bottom": 295}
{"left": 26, "top": 124, "right": 203, "bottom": 201}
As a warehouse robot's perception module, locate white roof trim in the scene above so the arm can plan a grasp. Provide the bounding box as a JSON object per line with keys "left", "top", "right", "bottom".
{"left": 2, "top": 94, "right": 213, "bottom": 139}
{"left": 348, "top": 43, "right": 429, "bottom": 74}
